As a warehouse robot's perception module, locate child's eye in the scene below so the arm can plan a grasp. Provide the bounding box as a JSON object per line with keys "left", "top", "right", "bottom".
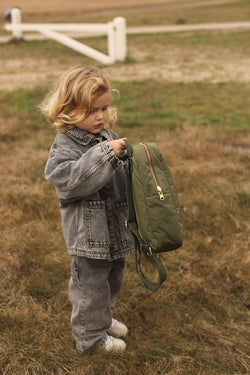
{"left": 92, "top": 106, "right": 108, "bottom": 113}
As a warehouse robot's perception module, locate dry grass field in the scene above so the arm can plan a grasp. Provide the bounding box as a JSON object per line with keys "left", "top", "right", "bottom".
{"left": 0, "top": 0, "right": 250, "bottom": 374}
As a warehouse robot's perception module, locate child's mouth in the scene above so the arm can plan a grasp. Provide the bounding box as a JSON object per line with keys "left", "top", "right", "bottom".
{"left": 95, "top": 123, "right": 103, "bottom": 129}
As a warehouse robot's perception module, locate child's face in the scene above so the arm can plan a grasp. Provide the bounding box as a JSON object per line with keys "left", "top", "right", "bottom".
{"left": 75, "top": 91, "right": 111, "bottom": 135}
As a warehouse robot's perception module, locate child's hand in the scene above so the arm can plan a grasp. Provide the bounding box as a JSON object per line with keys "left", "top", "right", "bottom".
{"left": 110, "top": 138, "right": 127, "bottom": 159}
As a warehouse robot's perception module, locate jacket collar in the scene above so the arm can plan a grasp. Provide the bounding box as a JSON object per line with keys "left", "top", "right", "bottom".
{"left": 65, "top": 127, "right": 112, "bottom": 145}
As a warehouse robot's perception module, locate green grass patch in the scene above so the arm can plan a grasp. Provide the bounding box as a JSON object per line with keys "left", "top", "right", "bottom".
{"left": 115, "top": 81, "right": 250, "bottom": 133}
{"left": 4, "top": 89, "right": 47, "bottom": 116}
{"left": 127, "top": 29, "right": 250, "bottom": 55}
{"left": 3, "top": 80, "right": 249, "bottom": 137}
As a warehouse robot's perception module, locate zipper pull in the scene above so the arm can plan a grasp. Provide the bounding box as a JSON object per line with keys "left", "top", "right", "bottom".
{"left": 157, "top": 186, "right": 165, "bottom": 200}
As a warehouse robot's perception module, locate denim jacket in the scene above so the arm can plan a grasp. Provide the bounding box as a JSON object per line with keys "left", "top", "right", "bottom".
{"left": 45, "top": 127, "right": 134, "bottom": 260}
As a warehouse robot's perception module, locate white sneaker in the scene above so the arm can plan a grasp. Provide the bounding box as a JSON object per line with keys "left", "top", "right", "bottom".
{"left": 101, "top": 334, "right": 126, "bottom": 352}
{"left": 107, "top": 318, "right": 129, "bottom": 338}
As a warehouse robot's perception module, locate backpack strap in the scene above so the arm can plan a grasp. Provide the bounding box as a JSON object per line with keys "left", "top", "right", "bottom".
{"left": 125, "top": 140, "right": 167, "bottom": 292}
{"left": 124, "top": 140, "right": 140, "bottom": 240}
{"left": 125, "top": 139, "right": 133, "bottom": 158}
{"left": 135, "top": 240, "right": 167, "bottom": 292}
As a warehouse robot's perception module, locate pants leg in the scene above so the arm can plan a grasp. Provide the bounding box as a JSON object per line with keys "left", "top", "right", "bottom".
{"left": 68, "top": 256, "right": 126, "bottom": 352}
{"left": 109, "top": 257, "right": 126, "bottom": 310}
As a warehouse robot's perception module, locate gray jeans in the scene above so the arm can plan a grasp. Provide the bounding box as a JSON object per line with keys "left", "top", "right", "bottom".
{"left": 68, "top": 256, "right": 126, "bottom": 352}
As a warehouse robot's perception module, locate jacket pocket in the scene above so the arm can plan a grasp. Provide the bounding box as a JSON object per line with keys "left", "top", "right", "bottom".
{"left": 115, "top": 202, "right": 133, "bottom": 246}
{"left": 84, "top": 200, "right": 110, "bottom": 248}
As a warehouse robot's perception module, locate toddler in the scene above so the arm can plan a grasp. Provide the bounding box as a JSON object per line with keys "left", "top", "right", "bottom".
{"left": 40, "top": 65, "right": 134, "bottom": 353}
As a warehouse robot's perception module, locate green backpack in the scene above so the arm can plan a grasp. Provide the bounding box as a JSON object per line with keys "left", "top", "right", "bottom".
{"left": 125, "top": 141, "right": 183, "bottom": 292}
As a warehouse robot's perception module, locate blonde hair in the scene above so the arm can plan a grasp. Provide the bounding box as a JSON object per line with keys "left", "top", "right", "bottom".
{"left": 39, "top": 65, "right": 118, "bottom": 132}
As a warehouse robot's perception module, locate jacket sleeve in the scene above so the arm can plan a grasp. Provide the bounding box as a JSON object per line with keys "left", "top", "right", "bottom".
{"left": 44, "top": 139, "right": 123, "bottom": 202}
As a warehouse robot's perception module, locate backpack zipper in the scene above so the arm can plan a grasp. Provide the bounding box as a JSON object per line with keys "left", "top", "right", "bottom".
{"left": 140, "top": 143, "right": 165, "bottom": 200}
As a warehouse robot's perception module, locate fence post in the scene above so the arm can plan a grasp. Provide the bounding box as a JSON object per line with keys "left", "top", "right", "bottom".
{"left": 11, "top": 8, "right": 22, "bottom": 39}
{"left": 107, "top": 21, "right": 116, "bottom": 64}
{"left": 113, "top": 17, "right": 127, "bottom": 62}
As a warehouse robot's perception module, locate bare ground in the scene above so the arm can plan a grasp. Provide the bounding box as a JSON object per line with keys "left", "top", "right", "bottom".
{"left": 0, "top": 35, "right": 250, "bottom": 91}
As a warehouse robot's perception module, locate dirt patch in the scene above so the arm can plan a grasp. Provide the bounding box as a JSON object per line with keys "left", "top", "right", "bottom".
{"left": 106, "top": 47, "right": 250, "bottom": 83}
{"left": 1, "top": 41, "right": 249, "bottom": 91}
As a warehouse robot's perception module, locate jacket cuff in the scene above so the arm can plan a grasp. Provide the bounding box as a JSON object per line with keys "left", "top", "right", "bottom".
{"left": 102, "top": 140, "right": 123, "bottom": 168}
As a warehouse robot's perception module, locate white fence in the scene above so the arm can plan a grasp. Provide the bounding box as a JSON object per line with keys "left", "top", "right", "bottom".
{"left": 4, "top": 8, "right": 127, "bottom": 65}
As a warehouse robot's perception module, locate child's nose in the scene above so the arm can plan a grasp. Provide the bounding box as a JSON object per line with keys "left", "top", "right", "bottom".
{"left": 96, "top": 110, "right": 104, "bottom": 120}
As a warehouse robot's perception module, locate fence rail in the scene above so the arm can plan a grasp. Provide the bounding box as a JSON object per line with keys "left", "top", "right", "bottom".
{"left": 4, "top": 8, "right": 127, "bottom": 65}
